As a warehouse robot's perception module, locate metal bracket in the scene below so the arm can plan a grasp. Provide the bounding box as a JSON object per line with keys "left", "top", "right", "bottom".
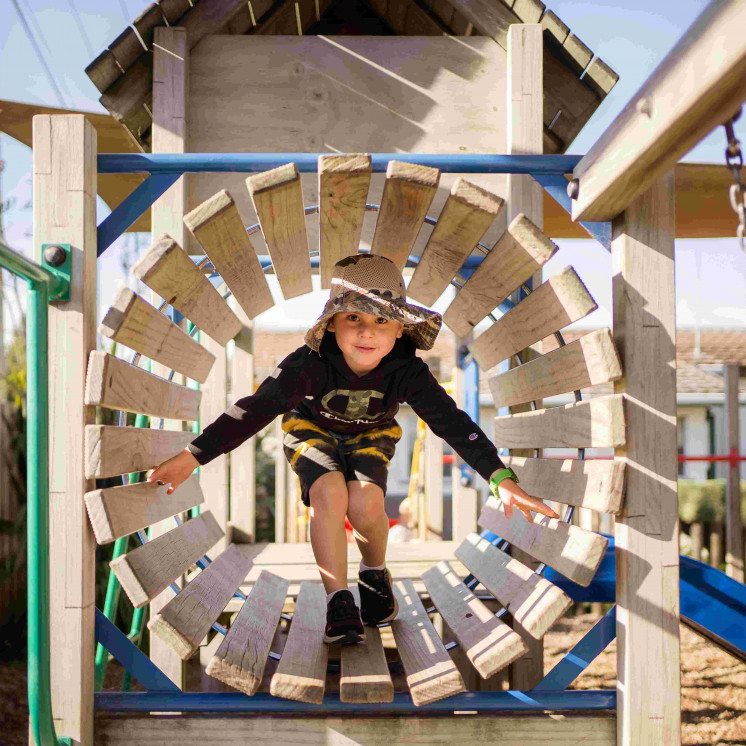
{"left": 41, "top": 244, "right": 71, "bottom": 301}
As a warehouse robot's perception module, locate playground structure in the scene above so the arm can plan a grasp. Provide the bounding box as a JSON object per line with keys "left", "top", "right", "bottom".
{"left": 6, "top": 0, "right": 746, "bottom": 744}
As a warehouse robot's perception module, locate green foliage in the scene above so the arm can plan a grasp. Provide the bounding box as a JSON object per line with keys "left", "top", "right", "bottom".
{"left": 0, "top": 320, "right": 26, "bottom": 413}
{"left": 678, "top": 479, "right": 746, "bottom": 524}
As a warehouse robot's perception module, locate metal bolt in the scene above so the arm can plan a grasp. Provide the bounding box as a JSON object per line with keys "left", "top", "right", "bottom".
{"left": 567, "top": 178, "right": 580, "bottom": 200}
{"left": 43, "top": 244, "right": 67, "bottom": 267}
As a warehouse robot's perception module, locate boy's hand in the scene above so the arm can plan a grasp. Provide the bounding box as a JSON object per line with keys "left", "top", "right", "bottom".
{"left": 147, "top": 448, "right": 200, "bottom": 494}
{"left": 492, "top": 478, "right": 560, "bottom": 523}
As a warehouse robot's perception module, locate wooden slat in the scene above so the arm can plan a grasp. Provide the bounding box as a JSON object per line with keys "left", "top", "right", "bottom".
{"left": 184, "top": 190, "right": 274, "bottom": 319}
{"left": 488, "top": 328, "right": 623, "bottom": 407}
{"left": 85, "top": 50, "right": 123, "bottom": 94}
{"left": 149, "top": 544, "right": 253, "bottom": 659}
{"left": 133, "top": 3, "right": 166, "bottom": 49}
{"left": 571, "top": 0, "right": 746, "bottom": 222}
{"left": 455, "top": 533, "right": 572, "bottom": 640}
{"left": 493, "top": 394, "right": 626, "bottom": 450}
{"left": 469, "top": 266, "right": 597, "bottom": 370}
{"left": 369, "top": 161, "right": 440, "bottom": 271}
{"left": 84, "top": 474, "right": 204, "bottom": 545}
{"left": 84, "top": 350, "right": 201, "bottom": 421}
{"left": 111, "top": 511, "right": 224, "bottom": 608}
{"left": 502, "top": 456, "right": 625, "bottom": 514}
{"left": 442, "top": 213, "right": 558, "bottom": 337}
{"left": 540, "top": 10, "right": 569, "bottom": 44}
{"left": 407, "top": 179, "right": 504, "bottom": 306}
{"left": 246, "top": 163, "right": 313, "bottom": 300}
{"left": 583, "top": 57, "right": 620, "bottom": 98}
{"left": 156, "top": 0, "right": 193, "bottom": 24}
{"left": 561, "top": 34, "right": 592, "bottom": 76}
{"left": 512, "top": 0, "right": 544, "bottom": 23}
{"left": 98, "top": 57, "right": 152, "bottom": 150}
{"left": 390, "top": 578, "right": 465, "bottom": 706}
{"left": 270, "top": 582, "right": 328, "bottom": 704}
{"left": 108, "top": 27, "right": 145, "bottom": 71}
{"left": 318, "top": 154, "right": 372, "bottom": 288}
{"left": 422, "top": 560, "right": 527, "bottom": 679}
{"left": 99, "top": 288, "right": 216, "bottom": 383}
{"left": 207, "top": 570, "right": 289, "bottom": 695}
{"left": 84, "top": 425, "right": 194, "bottom": 479}
{"left": 340, "top": 587, "right": 394, "bottom": 703}
{"left": 479, "top": 497, "right": 608, "bottom": 587}
{"left": 133, "top": 234, "right": 244, "bottom": 346}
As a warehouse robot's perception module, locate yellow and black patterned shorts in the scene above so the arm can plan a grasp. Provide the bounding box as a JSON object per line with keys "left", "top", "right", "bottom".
{"left": 281, "top": 412, "right": 403, "bottom": 507}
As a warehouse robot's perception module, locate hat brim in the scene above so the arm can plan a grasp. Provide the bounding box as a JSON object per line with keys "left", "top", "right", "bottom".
{"left": 305, "top": 291, "right": 442, "bottom": 353}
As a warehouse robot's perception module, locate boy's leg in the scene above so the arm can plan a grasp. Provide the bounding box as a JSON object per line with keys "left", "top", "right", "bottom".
{"left": 308, "top": 471, "right": 350, "bottom": 594}
{"left": 346, "top": 481, "right": 389, "bottom": 568}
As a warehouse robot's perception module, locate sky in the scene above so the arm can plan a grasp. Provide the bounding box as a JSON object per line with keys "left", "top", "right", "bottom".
{"left": 1, "top": 0, "right": 745, "bottom": 337}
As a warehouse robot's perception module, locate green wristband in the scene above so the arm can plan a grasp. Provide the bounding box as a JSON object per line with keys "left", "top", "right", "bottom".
{"left": 489, "top": 468, "right": 518, "bottom": 492}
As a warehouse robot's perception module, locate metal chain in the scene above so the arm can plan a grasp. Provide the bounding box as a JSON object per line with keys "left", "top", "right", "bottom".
{"left": 724, "top": 107, "right": 746, "bottom": 250}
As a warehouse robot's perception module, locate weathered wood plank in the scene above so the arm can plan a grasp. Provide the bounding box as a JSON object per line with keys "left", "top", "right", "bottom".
{"left": 583, "top": 57, "right": 620, "bottom": 98}
{"left": 84, "top": 474, "right": 204, "bottom": 545}
{"left": 561, "top": 34, "right": 592, "bottom": 76}
{"left": 469, "top": 266, "right": 597, "bottom": 370}
{"left": 390, "top": 578, "right": 465, "bottom": 706}
{"left": 612, "top": 174, "right": 680, "bottom": 743}
{"left": 84, "top": 49, "right": 123, "bottom": 94}
{"left": 443, "top": 213, "right": 557, "bottom": 337}
{"left": 133, "top": 3, "right": 167, "bottom": 49}
{"left": 488, "top": 328, "right": 623, "bottom": 407}
{"left": 33, "top": 114, "right": 97, "bottom": 743}
{"left": 408, "top": 178, "right": 504, "bottom": 306}
{"left": 207, "top": 570, "right": 289, "bottom": 695}
{"left": 111, "top": 511, "right": 224, "bottom": 608}
{"left": 455, "top": 533, "right": 572, "bottom": 639}
{"left": 246, "top": 163, "right": 313, "bottom": 300}
{"left": 149, "top": 544, "right": 252, "bottom": 659}
{"left": 479, "top": 497, "right": 608, "bottom": 587}
{"left": 84, "top": 350, "right": 201, "bottom": 421}
{"left": 369, "top": 161, "right": 440, "bottom": 271}
{"left": 134, "top": 234, "right": 243, "bottom": 345}
{"left": 493, "top": 394, "right": 626, "bottom": 450}
{"left": 423, "top": 560, "right": 527, "bottom": 679}
{"left": 725, "top": 364, "right": 744, "bottom": 580}
{"left": 503, "top": 455, "right": 625, "bottom": 514}
{"left": 340, "top": 587, "right": 394, "bottom": 703}
{"left": 318, "top": 154, "right": 372, "bottom": 288}
{"left": 84, "top": 425, "right": 194, "bottom": 479}
{"left": 270, "top": 582, "right": 328, "bottom": 704}
{"left": 95, "top": 712, "right": 618, "bottom": 745}
{"left": 571, "top": 0, "right": 746, "bottom": 222}
{"left": 184, "top": 190, "right": 274, "bottom": 319}
{"left": 108, "top": 27, "right": 145, "bottom": 71}
{"left": 99, "top": 288, "right": 216, "bottom": 383}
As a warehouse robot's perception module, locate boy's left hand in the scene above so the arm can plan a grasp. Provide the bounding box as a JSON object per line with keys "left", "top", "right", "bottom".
{"left": 492, "top": 478, "right": 560, "bottom": 523}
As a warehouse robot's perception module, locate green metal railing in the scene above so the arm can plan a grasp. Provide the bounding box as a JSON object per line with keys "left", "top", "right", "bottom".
{"left": 0, "top": 239, "right": 71, "bottom": 746}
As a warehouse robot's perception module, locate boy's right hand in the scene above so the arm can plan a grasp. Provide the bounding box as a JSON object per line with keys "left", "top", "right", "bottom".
{"left": 147, "top": 448, "right": 200, "bottom": 494}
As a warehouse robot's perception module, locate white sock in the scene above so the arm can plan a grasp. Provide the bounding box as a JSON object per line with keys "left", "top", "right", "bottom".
{"left": 326, "top": 589, "right": 348, "bottom": 603}
{"left": 360, "top": 560, "right": 386, "bottom": 573}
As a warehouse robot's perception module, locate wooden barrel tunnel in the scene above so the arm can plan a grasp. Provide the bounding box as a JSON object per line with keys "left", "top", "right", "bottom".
{"left": 83, "top": 154, "right": 626, "bottom": 706}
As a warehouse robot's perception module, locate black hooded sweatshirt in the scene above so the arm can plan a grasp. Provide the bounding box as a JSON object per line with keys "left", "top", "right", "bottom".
{"left": 187, "top": 332, "right": 506, "bottom": 482}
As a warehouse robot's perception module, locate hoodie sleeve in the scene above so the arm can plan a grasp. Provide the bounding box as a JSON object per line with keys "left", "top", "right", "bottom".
{"left": 187, "top": 346, "right": 323, "bottom": 466}
{"left": 402, "top": 357, "right": 506, "bottom": 482}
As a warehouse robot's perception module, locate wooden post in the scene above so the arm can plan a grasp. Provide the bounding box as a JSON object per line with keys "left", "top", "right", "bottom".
{"left": 711, "top": 521, "right": 723, "bottom": 568}
{"left": 424, "top": 425, "right": 444, "bottom": 539}
{"left": 612, "top": 172, "right": 680, "bottom": 745}
{"left": 149, "top": 26, "right": 189, "bottom": 689}
{"left": 228, "top": 298, "right": 256, "bottom": 543}
{"left": 506, "top": 23, "right": 544, "bottom": 691}
{"left": 724, "top": 363, "right": 744, "bottom": 581}
{"left": 689, "top": 521, "right": 703, "bottom": 561}
{"left": 33, "top": 114, "right": 97, "bottom": 744}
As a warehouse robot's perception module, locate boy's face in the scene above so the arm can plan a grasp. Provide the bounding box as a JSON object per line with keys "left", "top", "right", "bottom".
{"left": 327, "top": 311, "right": 404, "bottom": 376}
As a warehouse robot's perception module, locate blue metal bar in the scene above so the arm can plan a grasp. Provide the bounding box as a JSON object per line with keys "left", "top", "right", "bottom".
{"left": 95, "top": 689, "right": 615, "bottom": 713}
{"left": 96, "top": 173, "right": 180, "bottom": 255}
{"left": 98, "top": 153, "right": 582, "bottom": 175}
{"left": 533, "top": 606, "right": 617, "bottom": 691}
{"left": 94, "top": 608, "right": 181, "bottom": 693}
{"left": 533, "top": 173, "right": 612, "bottom": 251}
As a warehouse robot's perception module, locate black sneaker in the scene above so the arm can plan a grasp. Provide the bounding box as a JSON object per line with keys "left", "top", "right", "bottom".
{"left": 358, "top": 568, "right": 398, "bottom": 626}
{"left": 323, "top": 590, "right": 366, "bottom": 645}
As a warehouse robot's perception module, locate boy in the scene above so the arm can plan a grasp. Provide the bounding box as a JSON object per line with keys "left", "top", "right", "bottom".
{"left": 148, "top": 253, "right": 558, "bottom": 645}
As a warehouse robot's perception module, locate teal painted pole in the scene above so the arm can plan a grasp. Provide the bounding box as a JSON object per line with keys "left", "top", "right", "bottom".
{"left": 26, "top": 276, "right": 70, "bottom": 746}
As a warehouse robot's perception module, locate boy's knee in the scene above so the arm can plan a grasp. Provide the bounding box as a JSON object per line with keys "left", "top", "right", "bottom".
{"left": 309, "top": 472, "right": 348, "bottom": 514}
{"left": 346, "top": 481, "right": 386, "bottom": 528}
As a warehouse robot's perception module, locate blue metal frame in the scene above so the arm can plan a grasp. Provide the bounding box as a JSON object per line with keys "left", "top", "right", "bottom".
{"left": 92, "top": 150, "right": 621, "bottom": 714}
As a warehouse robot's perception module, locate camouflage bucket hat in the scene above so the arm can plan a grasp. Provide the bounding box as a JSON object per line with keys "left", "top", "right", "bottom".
{"left": 305, "top": 253, "right": 442, "bottom": 353}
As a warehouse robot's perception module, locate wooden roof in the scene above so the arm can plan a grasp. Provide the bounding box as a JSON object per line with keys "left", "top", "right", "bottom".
{"left": 84, "top": 0, "right": 619, "bottom": 154}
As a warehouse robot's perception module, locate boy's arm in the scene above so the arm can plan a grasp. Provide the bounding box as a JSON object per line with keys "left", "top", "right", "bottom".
{"left": 187, "top": 347, "right": 320, "bottom": 465}
{"left": 404, "top": 359, "right": 506, "bottom": 482}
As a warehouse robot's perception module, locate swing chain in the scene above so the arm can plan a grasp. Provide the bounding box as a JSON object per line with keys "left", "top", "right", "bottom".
{"left": 724, "top": 107, "right": 745, "bottom": 250}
